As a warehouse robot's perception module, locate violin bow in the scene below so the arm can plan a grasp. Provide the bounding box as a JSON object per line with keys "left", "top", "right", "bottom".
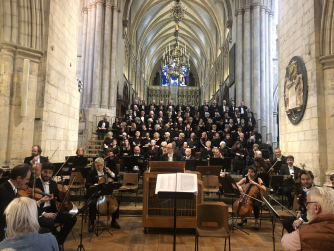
{"left": 55, "top": 175, "right": 76, "bottom": 217}
{"left": 53, "top": 156, "right": 70, "bottom": 178}
{"left": 269, "top": 195, "right": 296, "bottom": 217}
{"left": 267, "top": 152, "right": 284, "bottom": 174}
{"left": 48, "top": 147, "right": 59, "bottom": 162}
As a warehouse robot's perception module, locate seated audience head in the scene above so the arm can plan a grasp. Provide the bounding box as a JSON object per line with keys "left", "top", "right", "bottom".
{"left": 307, "top": 187, "right": 334, "bottom": 221}
{"left": 166, "top": 143, "right": 174, "bottom": 154}
{"left": 150, "top": 140, "right": 156, "bottom": 146}
{"left": 107, "top": 132, "right": 113, "bottom": 138}
{"left": 250, "top": 136, "right": 255, "bottom": 142}
{"left": 299, "top": 170, "right": 314, "bottom": 188}
{"left": 253, "top": 143, "right": 259, "bottom": 151}
{"left": 4, "top": 197, "right": 40, "bottom": 238}
{"left": 212, "top": 147, "right": 220, "bottom": 158}
{"left": 205, "top": 141, "right": 211, "bottom": 148}
{"left": 220, "top": 141, "right": 226, "bottom": 148}
{"left": 154, "top": 132, "right": 160, "bottom": 139}
{"left": 76, "top": 147, "right": 85, "bottom": 156}
{"left": 185, "top": 148, "right": 192, "bottom": 157}
{"left": 41, "top": 162, "right": 55, "bottom": 182}
{"left": 254, "top": 150, "right": 262, "bottom": 158}
{"left": 9, "top": 164, "right": 32, "bottom": 189}
{"left": 134, "top": 146, "right": 140, "bottom": 155}
{"left": 183, "top": 142, "right": 188, "bottom": 148}
{"left": 161, "top": 141, "right": 167, "bottom": 148}
{"left": 286, "top": 155, "right": 294, "bottom": 166}
{"left": 179, "top": 133, "right": 185, "bottom": 139}
{"left": 31, "top": 145, "right": 42, "bottom": 157}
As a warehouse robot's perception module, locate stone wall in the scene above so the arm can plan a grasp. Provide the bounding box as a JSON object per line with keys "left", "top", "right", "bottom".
{"left": 0, "top": 0, "right": 80, "bottom": 167}
{"left": 278, "top": 0, "right": 332, "bottom": 185}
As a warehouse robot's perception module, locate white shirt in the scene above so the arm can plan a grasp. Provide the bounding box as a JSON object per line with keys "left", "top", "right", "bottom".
{"left": 30, "top": 156, "right": 40, "bottom": 165}
{"left": 276, "top": 155, "right": 282, "bottom": 161}
{"left": 7, "top": 180, "right": 17, "bottom": 195}
{"left": 97, "top": 170, "right": 104, "bottom": 179}
{"left": 240, "top": 107, "right": 244, "bottom": 114}
{"left": 41, "top": 179, "right": 51, "bottom": 208}
{"left": 168, "top": 154, "right": 173, "bottom": 161}
{"left": 288, "top": 165, "right": 295, "bottom": 179}
{"left": 133, "top": 154, "right": 140, "bottom": 170}
{"left": 101, "top": 122, "right": 106, "bottom": 129}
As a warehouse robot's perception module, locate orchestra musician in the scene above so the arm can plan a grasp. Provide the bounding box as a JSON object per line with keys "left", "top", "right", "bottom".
{"left": 280, "top": 155, "right": 301, "bottom": 209}
{"left": 273, "top": 148, "right": 287, "bottom": 163}
{"left": 0, "top": 164, "right": 32, "bottom": 241}
{"left": 254, "top": 157, "right": 271, "bottom": 187}
{"left": 282, "top": 170, "right": 316, "bottom": 233}
{"left": 30, "top": 163, "right": 42, "bottom": 182}
{"left": 182, "top": 148, "right": 195, "bottom": 160}
{"left": 24, "top": 145, "right": 48, "bottom": 165}
{"left": 86, "top": 157, "right": 120, "bottom": 233}
{"left": 236, "top": 166, "right": 266, "bottom": 229}
{"left": 29, "top": 162, "right": 77, "bottom": 251}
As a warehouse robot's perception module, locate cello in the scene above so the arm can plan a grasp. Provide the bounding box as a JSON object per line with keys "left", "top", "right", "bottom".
{"left": 233, "top": 173, "right": 262, "bottom": 218}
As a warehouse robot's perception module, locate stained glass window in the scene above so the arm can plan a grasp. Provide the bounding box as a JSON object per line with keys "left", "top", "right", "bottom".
{"left": 161, "top": 65, "right": 187, "bottom": 87}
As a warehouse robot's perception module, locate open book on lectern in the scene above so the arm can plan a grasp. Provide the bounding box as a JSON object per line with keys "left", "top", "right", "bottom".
{"left": 155, "top": 173, "right": 198, "bottom": 194}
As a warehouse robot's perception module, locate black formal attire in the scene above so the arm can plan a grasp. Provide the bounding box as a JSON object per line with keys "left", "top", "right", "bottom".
{"left": 273, "top": 155, "right": 287, "bottom": 163}
{"left": 147, "top": 146, "right": 159, "bottom": 158}
{"left": 282, "top": 186, "right": 310, "bottom": 233}
{"left": 182, "top": 156, "right": 195, "bottom": 160}
{"left": 139, "top": 104, "right": 146, "bottom": 112}
{"left": 201, "top": 147, "right": 213, "bottom": 159}
{"left": 130, "top": 154, "right": 145, "bottom": 177}
{"left": 230, "top": 148, "right": 247, "bottom": 174}
{"left": 187, "top": 138, "right": 198, "bottom": 149}
{"left": 261, "top": 149, "right": 271, "bottom": 160}
{"left": 85, "top": 169, "right": 119, "bottom": 225}
{"left": 280, "top": 165, "right": 301, "bottom": 207}
{"left": 29, "top": 178, "right": 77, "bottom": 246}
{"left": 160, "top": 153, "right": 182, "bottom": 161}
{"left": 245, "top": 176, "right": 262, "bottom": 219}
{"left": 219, "top": 146, "right": 230, "bottom": 158}
{"left": 0, "top": 181, "right": 16, "bottom": 241}
{"left": 24, "top": 155, "right": 48, "bottom": 165}
{"left": 103, "top": 137, "right": 114, "bottom": 154}
{"left": 238, "top": 105, "right": 248, "bottom": 118}
{"left": 224, "top": 138, "right": 234, "bottom": 149}
{"left": 97, "top": 120, "right": 110, "bottom": 139}
{"left": 246, "top": 116, "right": 256, "bottom": 127}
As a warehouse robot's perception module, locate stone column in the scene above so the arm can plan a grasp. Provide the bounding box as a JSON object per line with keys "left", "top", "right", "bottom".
{"left": 86, "top": 2, "right": 96, "bottom": 106}
{"left": 252, "top": 3, "right": 261, "bottom": 122}
{"left": 260, "top": 5, "right": 267, "bottom": 141}
{"left": 265, "top": 8, "right": 270, "bottom": 142}
{"left": 91, "top": 0, "right": 104, "bottom": 108}
{"left": 268, "top": 11, "right": 274, "bottom": 142}
{"left": 101, "top": 1, "right": 112, "bottom": 109}
{"left": 109, "top": 1, "right": 119, "bottom": 109}
{"left": 235, "top": 8, "right": 243, "bottom": 105}
{"left": 83, "top": 5, "right": 92, "bottom": 107}
{"left": 80, "top": 8, "right": 88, "bottom": 108}
{"left": 243, "top": 5, "right": 251, "bottom": 106}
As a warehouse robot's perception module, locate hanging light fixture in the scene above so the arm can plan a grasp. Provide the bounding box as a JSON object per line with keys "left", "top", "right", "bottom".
{"left": 169, "top": 0, "right": 188, "bottom": 24}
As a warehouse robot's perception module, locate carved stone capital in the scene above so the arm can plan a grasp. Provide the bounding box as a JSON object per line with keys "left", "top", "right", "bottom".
{"left": 244, "top": 5, "right": 251, "bottom": 12}
{"left": 319, "top": 55, "right": 334, "bottom": 69}
{"left": 95, "top": 0, "right": 104, "bottom": 6}
{"left": 82, "top": 8, "right": 88, "bottom": 14}
{"left": 252, "top": 2, "right": 261, "bottom": 9}
{"left": 105, "top": 0, "right": 112, "bottom": 8}
{"left": 235, "top": 8, "right": 243, "bottom": 16}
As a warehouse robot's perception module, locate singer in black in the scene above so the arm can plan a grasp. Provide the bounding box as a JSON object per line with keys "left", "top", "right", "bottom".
{"left": 28, "top": 162, "right": 77, "bottom": 251}
{"left": 85, "top": 157, "right": 120, "bottom": 233}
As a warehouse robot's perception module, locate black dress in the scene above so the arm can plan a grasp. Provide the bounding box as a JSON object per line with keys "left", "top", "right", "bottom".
{"left": 148, "top": 146, "right": 159, "bottom": 158}
{"left": 230, "top": 148, "right": 247, "bottom": 172}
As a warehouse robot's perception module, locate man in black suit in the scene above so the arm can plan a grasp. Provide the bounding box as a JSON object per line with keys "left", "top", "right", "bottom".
{"left": 220, "top": 100, "right": 228, "bottom": 113}
{"left": 210, "top": 100, "right": 220, "bottom": 117}
{"left": 129, "top": 146, "right": 145, "bottom": 177}
{"left": 24, "top": 145, "right": 48, "bottom": 165}
{"left": 200, "top": 100, "right": 208, "bottom": 112}
{"left": 158, "top": 100, "right": 165, "bottom": 112}
{"left": 160, "top": 143, "right": 182, "bottom": 161}
{"left": 130, "top": 99, "right": 139, "bottom": 112}
{"left": 246, "top": 112, "right": 256, "bottom": 127}
{"left": 176, "top": 101, "right": 185, "bottom": 113}
{"left": 273, "top": 148, "right": 287, "bottom": 163}
{"left": 0, "top": 164, "right": 31, "bottom": 241}
{"left": 30, "top": 162, "right": 77, "bottom": 250}
{"left": 97, "top": 117, "right": 110, "bottom": 140}
{"left": 238, "top": 101, "right": 248, "bottom": 119}
{"left": 279, "top": 155, "right": 301, "bottom": 208}
{"left": 85, "top": 157, "right": 120, "bottom": 232}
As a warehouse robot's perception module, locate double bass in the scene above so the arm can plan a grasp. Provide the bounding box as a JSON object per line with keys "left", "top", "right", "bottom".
{"left": 232, "top": 174, "right": 261, "bottom": 218}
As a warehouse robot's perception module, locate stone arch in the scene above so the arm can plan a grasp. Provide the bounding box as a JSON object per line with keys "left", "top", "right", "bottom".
{"left": 320, "top": 0, "right": 334, "bottom": 57}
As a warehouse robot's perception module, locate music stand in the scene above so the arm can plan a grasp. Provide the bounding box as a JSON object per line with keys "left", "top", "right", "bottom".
{"left": 219, "top": 176, "right": 249, "bottom": 235}
{"left": 210, "top": 158, "right": 232, "bottom": 172}
{"left": 158, "top": 192, "right": 194, "bottom": 251}
{"left": 89, "top": 182, "right": 118, "bottom": 241}
{"left": 261, "top": 195, "right": 280, "bottom": 251}
{"left": 73, "top": 184, "right": 103, "bottom": 251}
{"left": 195, "top": 159, "right": 208, "bottom": 168}
{"left": 185, "top": 159, "right": 196, "bottom": 171}
{"left": 270, "top": 161, "right": 283, "bottom": 174}
{"left": 196, "top": 166, "right": 221, "bottom": 177}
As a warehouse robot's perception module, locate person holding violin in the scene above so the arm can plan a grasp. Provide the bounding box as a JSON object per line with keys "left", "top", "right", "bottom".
{"left": 30, "top": 163, "right": 42, "bottom": 182}
{"left": 236, "top": 166, "right": 266, "bottom": 229}
{"left": 29, "top": 162, "right": 77, "bottom": 251}
{"left": 282, "top": 170, "right": 315, "bottom": 233}
{"left": 24, "top": 145, "right": 48, "bottom": 165}
{"left": 0, "top": 164, "right": 32, "bottom": 241}
{"left": 86, "top": 158, "right": 120, "bottom": 233}
{"left": 254, "top": 157, "right": 271, "bottom": 187}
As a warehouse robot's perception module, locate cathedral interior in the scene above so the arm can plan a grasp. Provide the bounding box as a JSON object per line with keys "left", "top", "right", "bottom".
{"left": 0, "top": 0, "right": 334, "bottom": 249}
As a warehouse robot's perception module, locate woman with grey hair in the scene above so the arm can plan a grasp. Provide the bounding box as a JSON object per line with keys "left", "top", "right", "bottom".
{"left": 0, "top": 197, "right": 58, "bottom": 251}
{"left": 219, "top": 141, "right": 230, "bottom": 158}
{"left": 148, "top": 140, "right": 159, "bottom": 159}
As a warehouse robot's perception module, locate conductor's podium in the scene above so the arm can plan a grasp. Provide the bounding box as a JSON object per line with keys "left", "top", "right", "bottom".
{"left": 142, "top": 161, "right": 203, "bottom": 232}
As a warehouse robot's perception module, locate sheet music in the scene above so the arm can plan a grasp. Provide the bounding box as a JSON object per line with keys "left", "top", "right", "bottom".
{"left": 155, "top": 173, "right": 198, "bottom": 194}
{"left": 176, "top": 173, "right": 198, "bottom": 194}
{"left": 155, "top": 174, "right": 176, "bottom": 194}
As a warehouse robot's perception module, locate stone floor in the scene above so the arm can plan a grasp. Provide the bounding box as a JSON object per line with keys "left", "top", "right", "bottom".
{"left": 64, "top": 215, "right": 285, "bottom": 251}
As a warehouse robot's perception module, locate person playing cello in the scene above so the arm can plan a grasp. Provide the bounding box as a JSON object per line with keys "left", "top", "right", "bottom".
{"left": 236, "top": 166, "right": 266, "bottom": 229}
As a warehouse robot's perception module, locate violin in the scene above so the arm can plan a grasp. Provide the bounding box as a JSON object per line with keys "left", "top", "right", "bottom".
{"left": 233, "top": 174, "right": 261, "bottom": 218}
{"left": 55, "top": 175, "right": 75, "bottom": 213}
{"left": 17, "top": 185, "right": 51, "bottom": 201}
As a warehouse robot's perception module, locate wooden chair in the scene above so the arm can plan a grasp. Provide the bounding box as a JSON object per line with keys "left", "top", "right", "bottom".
{"left": 119, "top": 173, "right": 139, "bottom": 206}
{"left": 195, "top": 204, "right": 230, "bottom": 251}
{"left": 69, "top": 172, "right": 85, "bottom": 205}
{"left": 203, "top": 175, "right": 221, "bottom": 201}
{"left": 195, "top": 152, "right": 202, "bottom": 160}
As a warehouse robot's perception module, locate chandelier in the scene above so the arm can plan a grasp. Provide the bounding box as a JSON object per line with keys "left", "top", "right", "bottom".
{"left": 169, "top": 0, "right": 188, "bottom": 24}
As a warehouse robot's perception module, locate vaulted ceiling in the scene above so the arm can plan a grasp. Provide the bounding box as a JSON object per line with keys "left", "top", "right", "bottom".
{"left": 123, "top": 0, "right": 232, "bottom": 84}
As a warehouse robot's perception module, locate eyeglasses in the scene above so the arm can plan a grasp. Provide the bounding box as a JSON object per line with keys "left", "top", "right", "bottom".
{"left": 304, "top": 201, "right": 317, "bottom": 207}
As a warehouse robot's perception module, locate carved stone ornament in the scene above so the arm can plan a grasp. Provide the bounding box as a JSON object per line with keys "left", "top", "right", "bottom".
{"left": 284, "top": 56, "right": 308, "bottom": 124}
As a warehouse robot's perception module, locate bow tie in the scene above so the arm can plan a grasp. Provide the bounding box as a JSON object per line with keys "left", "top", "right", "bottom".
{"left": 41, "top": 180, "right": 49, "bottom": 186}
